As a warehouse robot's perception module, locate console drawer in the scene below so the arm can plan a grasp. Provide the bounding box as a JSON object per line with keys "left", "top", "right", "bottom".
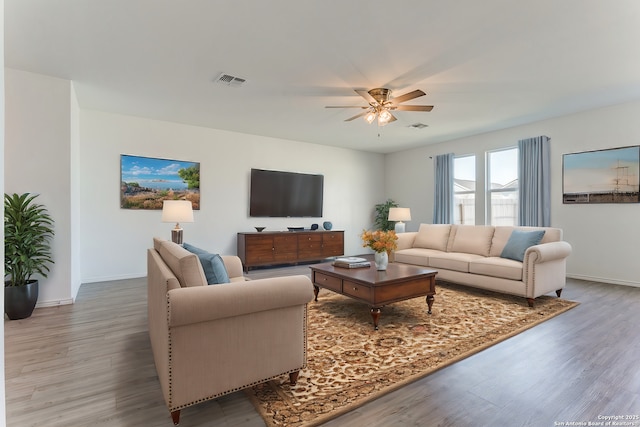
{"left": 313, "top": 272, "right": 342, "bottom": 292}
{"left": 322, "top": 231, "right": 344, "bottom": 257}
{"left": 298, "top": 234, "right": 323, "bottom": 258}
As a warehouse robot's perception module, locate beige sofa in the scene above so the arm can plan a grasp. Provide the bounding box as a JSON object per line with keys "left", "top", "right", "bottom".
{"left": 394, "top": 224, "right": 572, "bottom": 306}
{"left": 147, "top": 238, "right": 314, "bottom": 425}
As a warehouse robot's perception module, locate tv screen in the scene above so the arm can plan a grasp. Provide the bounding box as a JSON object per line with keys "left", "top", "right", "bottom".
{"left": 250, "top": 168, "right": 324, "bottom": 217}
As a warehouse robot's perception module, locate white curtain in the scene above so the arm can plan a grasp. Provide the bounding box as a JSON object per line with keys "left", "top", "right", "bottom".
{"left": 518, "top": 136, "right": 550, "bottom": 226}
{"left": 433, "top": 153, "right": 454, "bottom": 224}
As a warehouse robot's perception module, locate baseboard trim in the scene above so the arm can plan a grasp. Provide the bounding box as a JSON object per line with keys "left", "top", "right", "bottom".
{"left": 82, "top": 273, "right": 146, "bottom": 284}
{"left": 36, "top": 298, "right": 75, "bottom": 308}
{"left": 567, "top": 274, "right": 640, "bottom": 288}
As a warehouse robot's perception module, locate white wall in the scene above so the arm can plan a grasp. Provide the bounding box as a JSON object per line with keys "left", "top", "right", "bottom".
{"left": 386, "top": 100, "right": 640, "bottom": 287}
{"left": 1, "top": 1, "right": 7, "bottom": 424}
{"left": 79, "top": 110, "right": 384, "bottom": 282}
{"left": 4, "top": 69, "right": 77, "bottom": 305}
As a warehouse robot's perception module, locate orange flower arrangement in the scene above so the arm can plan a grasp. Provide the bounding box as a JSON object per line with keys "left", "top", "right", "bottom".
{"left": 361, "top": 229, "right": 398, "bottom": 253}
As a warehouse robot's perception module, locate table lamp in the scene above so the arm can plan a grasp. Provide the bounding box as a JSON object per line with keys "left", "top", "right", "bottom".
{"left": 388, "top": 207, "right": 411, "bottom": 233}
{"left": 162, "top": 200, "right": 194, "bottom": 245}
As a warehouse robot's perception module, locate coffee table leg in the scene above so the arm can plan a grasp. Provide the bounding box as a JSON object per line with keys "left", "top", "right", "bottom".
{"left": 313, "top": 285, "right": 320, "bottom": 302}
{"left": 370, "top": 307, "right": 381, "bottom": 330}
{"left": 426, "top": 295, "right": 434, "bottom": 314}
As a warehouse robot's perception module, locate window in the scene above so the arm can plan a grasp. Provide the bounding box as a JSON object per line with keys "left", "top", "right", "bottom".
{"left": 487, "top": 148, "right": 518, "bottom": 225}
{"left": 454, "top": 155, "right": 476, "bottom": 225}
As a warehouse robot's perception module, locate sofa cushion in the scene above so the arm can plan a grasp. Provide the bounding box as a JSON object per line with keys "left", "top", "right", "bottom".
{"left": 157, "top": 240, "right": 207, "bottom": 287}
{"left": 489, "top": 227, "right": 516, "bottom": 257}
{"left": 428, "top": 252, "right": 485, "bottom": 273}
{"left": 183, "top": 243, "right": 230, "bottom": 285}
{"left": 394, "top": 248, "right": 443, "bottom": 267}
{"left": 153, "top": 237, "right": 165, "bottom": 252}
{"left": 469, "top": 257, "right": 523, "bottom": 281}
{"left": 450, "top": 225, "right": 495, "bottom": 256}
{"left": 500, "top": 229, "right": 545, "bottom": 262}
{"left": 539, "top": 227, "right": 562, "bottom": 243}
{"left": 413, "top": 224, "right": 451, "bottom": 252}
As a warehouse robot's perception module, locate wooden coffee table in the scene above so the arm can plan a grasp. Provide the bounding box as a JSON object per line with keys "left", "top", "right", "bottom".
{"left": 310, "top": 257, "right": 437, "bottom": 330}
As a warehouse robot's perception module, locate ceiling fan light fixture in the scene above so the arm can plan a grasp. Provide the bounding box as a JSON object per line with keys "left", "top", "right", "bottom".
{"left": 378, "top": 109, "right": 392, "bottom": 124}
{"left": 364, "top": 110, "right": 377, "bottom": 124}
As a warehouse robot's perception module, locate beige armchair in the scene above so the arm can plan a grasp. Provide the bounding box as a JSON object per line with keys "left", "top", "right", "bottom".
{"left": 148, "top": 238, "right": 314, "bottom": 424}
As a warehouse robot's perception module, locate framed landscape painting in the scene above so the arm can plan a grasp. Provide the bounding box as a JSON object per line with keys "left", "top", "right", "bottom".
{"left": 563, "top": 146, "right": 640, "bottom": 204}
{"left": 120, "top": 154, "right": 200, "bottom": 210}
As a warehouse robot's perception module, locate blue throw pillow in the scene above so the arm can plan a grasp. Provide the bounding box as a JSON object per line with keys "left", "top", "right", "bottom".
{"left": 183, "top": 243, "right": 230, "bottom": 285}
{"left": 500, "top": 229, "right": 545, "bottom": 262}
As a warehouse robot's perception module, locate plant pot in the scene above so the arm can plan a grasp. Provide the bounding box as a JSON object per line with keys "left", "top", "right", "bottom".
{"left": 5, "top": 280, "right": 39, "bottom": 320}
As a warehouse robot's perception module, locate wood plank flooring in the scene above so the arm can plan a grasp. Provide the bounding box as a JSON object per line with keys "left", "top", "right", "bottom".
{"left": 5, "top": 265, "right": 640, "bottom": 427}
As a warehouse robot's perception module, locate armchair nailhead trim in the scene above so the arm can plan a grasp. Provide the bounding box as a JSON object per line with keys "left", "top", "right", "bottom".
{"left": 302, "top": 304, "right": 308, "bottom": 368}
{"left": 166, "top": 291, "right": 174, "bottom": 407}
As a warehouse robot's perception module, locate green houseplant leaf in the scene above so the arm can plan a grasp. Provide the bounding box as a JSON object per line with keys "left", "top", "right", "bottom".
{"left": 373, "top": 199, "right": 399, "bottom": 231}
{"left": 4, "top": 193, "right": 55, "bottom": 287}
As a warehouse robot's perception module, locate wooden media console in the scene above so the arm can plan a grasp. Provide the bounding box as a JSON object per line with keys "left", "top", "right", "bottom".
{"left": 237, "top": 230, "right": 344, "bottom": 271}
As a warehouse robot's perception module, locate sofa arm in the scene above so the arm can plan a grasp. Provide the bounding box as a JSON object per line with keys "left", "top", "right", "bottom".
{"left": 221, "top": 255, "right": 244, "bottom": 280}
{"left": 168, "top": 275, "right": 314, "bottom": 327}
{"left": 524, "top": 241, "right": 572, "bottom": 264}
{"left": 396, "top": 232, "right": 418, "bottom": 250}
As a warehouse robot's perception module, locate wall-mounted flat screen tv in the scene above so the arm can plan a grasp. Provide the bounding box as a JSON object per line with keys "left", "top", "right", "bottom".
{"left": 250, "top": 168, "right": 323, "bottom": 217}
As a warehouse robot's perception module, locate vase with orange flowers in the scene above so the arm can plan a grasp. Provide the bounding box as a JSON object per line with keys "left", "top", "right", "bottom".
{"left": 360, "top": 229, "right": 398, "bottom": 270}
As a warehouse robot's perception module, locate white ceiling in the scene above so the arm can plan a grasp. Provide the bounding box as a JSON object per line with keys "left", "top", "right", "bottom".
{"left": 6, "top": 0, "right": 640, "bottom": 154}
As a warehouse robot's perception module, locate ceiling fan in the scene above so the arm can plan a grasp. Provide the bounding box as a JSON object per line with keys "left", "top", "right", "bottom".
{"left": 326, "top": 88, "right": 433, "bottom": 126}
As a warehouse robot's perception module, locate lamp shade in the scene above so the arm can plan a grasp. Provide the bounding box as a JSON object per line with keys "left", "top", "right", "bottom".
{"left": 388, "top": 207, "right": 411, "bottom": 222}
{"left": 161, "top": 200, "right": 194, "bottom": 223}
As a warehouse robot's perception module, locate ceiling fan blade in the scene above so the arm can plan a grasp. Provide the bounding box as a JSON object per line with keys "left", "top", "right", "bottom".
{"left": 390, "top": 89, "right": 426, "bottom": 105}
{"left": 395, "top": 105, "right": 434, "bottom": 112}
{"left": 355, "top": 89, "right": 377, "bottom": 105}
{"left": 344, "top": 110, "right": 370, "bottom": 121}
{"left": 325, "top": 106, "right": 368, "bottom": 109}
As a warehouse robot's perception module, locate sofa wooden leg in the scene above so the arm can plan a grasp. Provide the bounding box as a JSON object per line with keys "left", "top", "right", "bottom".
{"left": 289, "top": 371, "right": 300, "bottom": 386}
{"left": 526, "top": 298, "right": 535, "bottom": 308}
{"left": 171, "top": 410, "right": 181, "bottom": 425}
{"left": 556, "top": 289, "right": 563, "bottom": 298}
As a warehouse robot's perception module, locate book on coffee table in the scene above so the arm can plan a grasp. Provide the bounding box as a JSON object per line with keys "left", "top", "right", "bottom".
{"left": 332, "top": 257, "right": 371, "bottom": 269}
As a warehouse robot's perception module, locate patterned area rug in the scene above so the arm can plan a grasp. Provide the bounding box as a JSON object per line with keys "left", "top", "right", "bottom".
{"left": 245, "top": 282, "right": 578, "bottom": 427}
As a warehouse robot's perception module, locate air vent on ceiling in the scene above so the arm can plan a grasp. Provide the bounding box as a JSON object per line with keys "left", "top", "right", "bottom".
{"left": 408, "top": 123, "right": 429, "bottom": 129}
{"left": 215, "top": 73, "right": 247, "bottom": 87}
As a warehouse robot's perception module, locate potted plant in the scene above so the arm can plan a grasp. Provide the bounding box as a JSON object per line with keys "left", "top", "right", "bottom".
{"left": 373, "top": 199, "right": 398, "bottom": 231}
{"left": 4, "top": 193, "right": 55, "bottom": 320}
